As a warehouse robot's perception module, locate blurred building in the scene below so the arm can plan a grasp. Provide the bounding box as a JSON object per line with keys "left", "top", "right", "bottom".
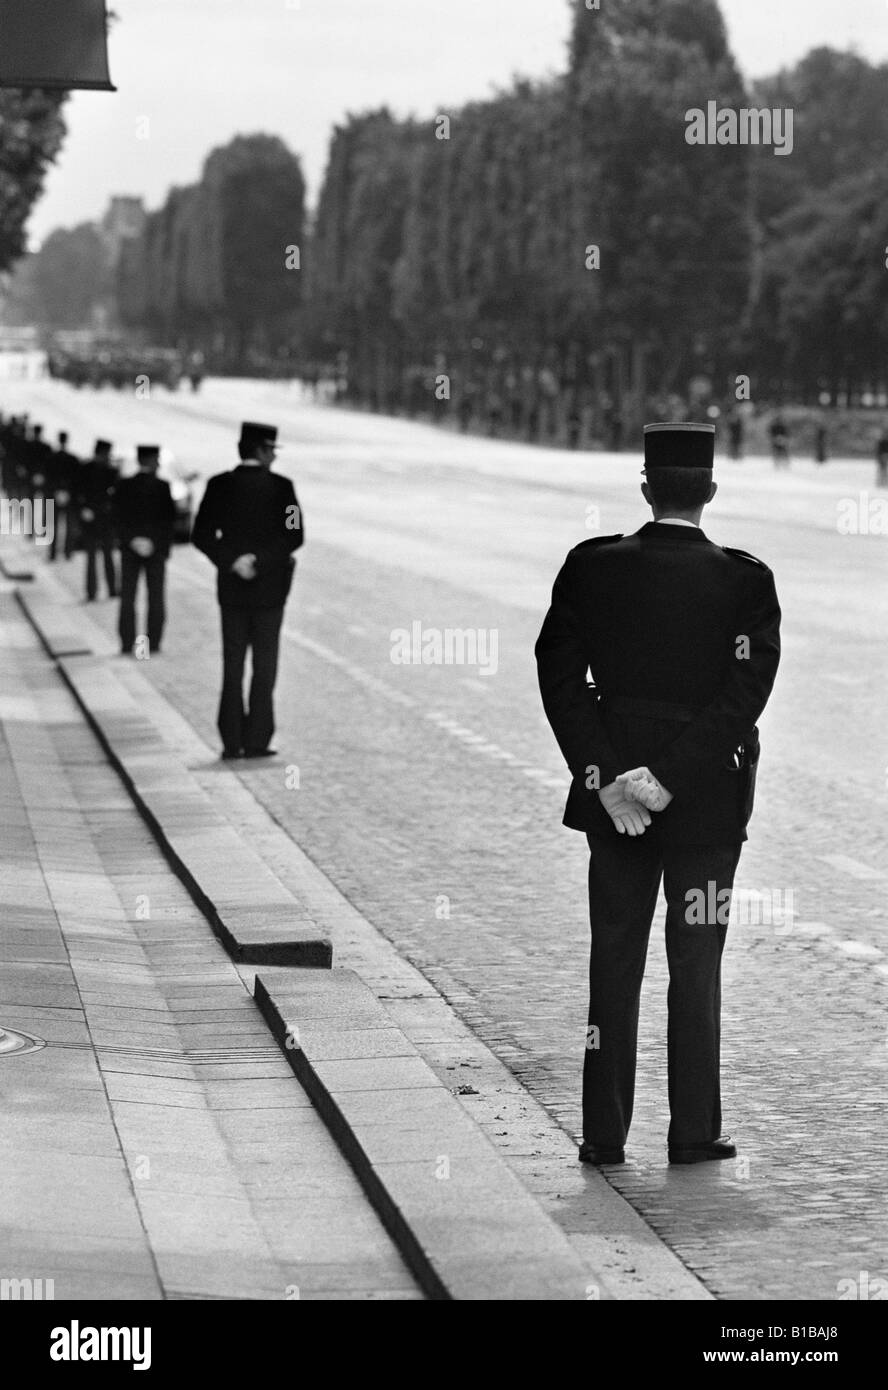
{"left": 100, "top": 196, "right": 146, "bottom": 270}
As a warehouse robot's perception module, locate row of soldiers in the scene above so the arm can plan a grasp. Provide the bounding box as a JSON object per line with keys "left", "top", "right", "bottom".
{"left": 0, "top": 413, "right": 175, "bottom": 651}
{"left": 2, "top": 412, "right": 305, "bottom": 759}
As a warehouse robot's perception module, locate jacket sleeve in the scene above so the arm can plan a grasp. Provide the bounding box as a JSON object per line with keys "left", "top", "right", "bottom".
{"left": 649, "top": 564, "right": 781, "bottom": 797}
{"left": 191, "top": 477, "right": 233, "bottom": 569}
{"left": 535, "top": 551, "right": 623, "bottom": 790}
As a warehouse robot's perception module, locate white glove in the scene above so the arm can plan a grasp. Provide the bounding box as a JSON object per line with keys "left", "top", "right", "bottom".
{"left": 598, "top": 781, "right": 652, "bottom": 836}
{"left": 231, "top": 553, "right": 257, "bottom": 580}
{"left": 616, "top": 767, "right": 674, "bottom": 812}
{"left": 130, "top": 537, "right": 155, "bottom": 558}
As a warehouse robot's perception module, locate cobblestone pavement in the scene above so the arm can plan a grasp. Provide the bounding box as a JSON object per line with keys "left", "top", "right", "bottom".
{"left": 6, "top": 378, "right": 887, "bottom": 1300}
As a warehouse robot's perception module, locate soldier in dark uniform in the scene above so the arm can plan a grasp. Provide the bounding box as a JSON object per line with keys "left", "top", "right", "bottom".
{"left": 20, "top": 423, "right": 51, "bottom": 512}
{"left": 114, "top": 445, "right": 176, "bottom": 656}
{"left": 769, "top": 414, "right": 790, "bottom": 467}
{"left": 47, "top": 431, "right": 80, "bottom": 561}
{"left": 76, "top": 438, "right": 120, "bottom": 601}
{"left": 536, "top": 422, "right": 781, "bottom": 1167}
{"left": 192, "top": 421, "right": 304, "bottom": 760}
{"left": 875, "top": 428, "right": 888, "bottom": 488}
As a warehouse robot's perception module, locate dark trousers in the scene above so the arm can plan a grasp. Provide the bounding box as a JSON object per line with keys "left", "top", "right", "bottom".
{"left": 218, "top": 605, "right": 284, "bottom": 754}
{"left": 583, "top": 832, "right": 742, "bottom": 1149}
{"left": 84, "top": 527, "right": 118, "bottom": 600}
{"left": 48, "top": 498, "right": 75, "bottom": 560}
{"left": 118, "top": 549, "right": 167, "bottom": 652}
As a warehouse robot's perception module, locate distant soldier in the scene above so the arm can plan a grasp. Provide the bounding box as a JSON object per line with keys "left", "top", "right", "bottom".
{"left": 876, "top": 428, "right": 888, "bottom": 488}
{"left": 47, "top": 431, "right": 79, "bottom": 561}
{"left": 27, "top": 423, "right": 52, "bottom": 504}
{"left": 727, "top": 410, "right": 744, "bottom": 461}
{"left": 77, "top": 438, "right": 119, "bottom": 601}
{"left": 192, "top": 421, "right": 304, "bottom": 760}
{"left": 567, "top": 392, "right": 583, "bottom": 450}
{"left": 114, "top": 446, "right": 176, "bottom": 656}
{"left": 815, "top": 422, "right": 828, "bottom": 465}
{"left": 536, "top": 422, "right": 781, "bottom": 1168}
{"left": 769, "top": 414, "right": 790, "bottom": 468}
{"left": 187, "top": 350, "right": 205, "bottom": 393}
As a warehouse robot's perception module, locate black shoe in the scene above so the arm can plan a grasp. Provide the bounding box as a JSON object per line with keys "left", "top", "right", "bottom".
{"left": 579, "top": 1142, "right": 625, "bottom": 1166}
{"left": 668, "top": 1136, "right": 737, "bottom": 1166}
{"left": 221, "top": 749, "right": 243, "bottom": 761}
{"left": 243, "top": 747, "right": 277, "bottom": 758}
{"left": 120, "top": 647, "right": 133, "bottom": 656}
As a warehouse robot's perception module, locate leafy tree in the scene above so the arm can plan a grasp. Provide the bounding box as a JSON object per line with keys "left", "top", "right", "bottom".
{"left": 10, "top": 220, "right": 112, "bottom": 326}
{"left": 0, "top": 87, "right": 68, "bottom": 273}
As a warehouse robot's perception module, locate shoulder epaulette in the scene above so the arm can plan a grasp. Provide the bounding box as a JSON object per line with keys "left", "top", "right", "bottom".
{"left": 574, "top": 533, "right": 624, "bottom": 552}
{"left": 722, "top": 544, "right": 769, "bottom": 569}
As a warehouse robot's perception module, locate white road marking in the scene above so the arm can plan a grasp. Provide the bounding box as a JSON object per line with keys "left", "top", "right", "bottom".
{"left": 819, "top": 854, "right": 885, "bottom": 881}
{"left": 835, "top": 940, "right": 883, "bottom": 960}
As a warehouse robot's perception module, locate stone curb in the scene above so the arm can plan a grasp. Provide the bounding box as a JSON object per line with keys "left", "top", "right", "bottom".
{"left": 254, "top": 969, "right": 596, "bottom": 1300}
{"left": 15, "top": 588, "right": 332, "bottom": 969}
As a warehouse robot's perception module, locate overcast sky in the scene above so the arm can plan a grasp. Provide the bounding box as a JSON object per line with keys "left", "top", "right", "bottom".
{"left": 25, "top": 0, "right": 888, "bottom": 247}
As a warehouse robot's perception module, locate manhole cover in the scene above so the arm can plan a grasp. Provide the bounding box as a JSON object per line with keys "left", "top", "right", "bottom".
{"left": 0, "top": 1027, "right": 45, "bottom": 1057}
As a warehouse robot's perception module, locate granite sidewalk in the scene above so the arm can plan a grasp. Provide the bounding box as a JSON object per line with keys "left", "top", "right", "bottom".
{"left": 0, "top": 587, "right": 421, "bottom": 1300}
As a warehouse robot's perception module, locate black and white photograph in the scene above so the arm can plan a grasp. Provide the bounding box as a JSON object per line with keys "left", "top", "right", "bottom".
{"left": 0, "top": 0, "right": 884, "bottom": 1350}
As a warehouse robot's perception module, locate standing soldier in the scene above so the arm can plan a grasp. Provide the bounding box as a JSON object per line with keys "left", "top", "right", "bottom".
{"left": 192, "top": 421, "right": 304, "bottom": 760}
{"left": 47, "top": 431, "right": 79, "bottom": 561}
{"left": 727, "top": 409, "right": 744, "bottom": 461}
{"left": 76, "top": 438, "right": 119, "bottom": 601}
{"left": 875, "top": 427, "right": 888, "bottom": 488}
{"left": 769, "top": 413, "right": 790, "bottom": 468}
{"left": 114, "top": 446, "right": 176, "bottom": 656}
{"left": 536, "top": 423, "right": 781, "bottom": 1167}
{"left": 27, "top": 423, "right": 52, "bottom": 505}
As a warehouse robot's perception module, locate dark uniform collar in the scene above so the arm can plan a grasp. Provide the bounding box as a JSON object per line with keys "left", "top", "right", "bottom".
{"left": 638, "top": 521, "right": 709, "bottom": 542}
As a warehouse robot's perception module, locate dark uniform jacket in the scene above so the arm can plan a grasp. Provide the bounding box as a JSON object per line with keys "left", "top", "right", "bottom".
{"left": 113, "top": 473, "right": 176, "bottom": 558}
{"left": 76, "top": 457, "right": 119, "bottom": 528}
{"left": 535, "top": 522, "right": 781, "bottom": 846}
{"left": 48, "top": 448, "right": 80, "bottom": 496}
{"left": 191, "top": 464, "right": 304, "bottom": 609}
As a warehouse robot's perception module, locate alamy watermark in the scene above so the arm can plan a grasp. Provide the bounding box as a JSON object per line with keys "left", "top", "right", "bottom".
{"left": 0, "top": 497, "right": 54, "bottom": 545}
{"left": 685, "top": 102, "right": 794, "bottom": 157}
{"left": 390, "top": 623, "right": 499, "bottom": 677}
{"left": 685, "top": 884, "right": 796, "bottom": 935}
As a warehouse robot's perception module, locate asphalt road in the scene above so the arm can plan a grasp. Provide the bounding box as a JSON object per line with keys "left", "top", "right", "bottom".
{"left": 5, "top": 375, "right": 887, "bottom": 1300}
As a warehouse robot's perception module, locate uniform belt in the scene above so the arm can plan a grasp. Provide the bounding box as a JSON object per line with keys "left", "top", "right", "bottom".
{"left": 600, "top": 695, "right": 701, "bottom": 723}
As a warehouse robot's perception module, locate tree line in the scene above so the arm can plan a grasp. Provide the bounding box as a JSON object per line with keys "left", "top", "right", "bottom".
{"left": 7, "top": 0, "right": 888, "bottom": 445}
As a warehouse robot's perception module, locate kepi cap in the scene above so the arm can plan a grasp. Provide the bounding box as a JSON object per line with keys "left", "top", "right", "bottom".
{"left": 239, "top": 421, "right": 278, "bottom": 451}
{"left": 137, "top": 445, "right": 161, "bottom": 465}
{"left": 644, "top": 422, "right": 715, "bottom": 470}
{"left": 94, "top": 438, "right": 113, "bottom": 455}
